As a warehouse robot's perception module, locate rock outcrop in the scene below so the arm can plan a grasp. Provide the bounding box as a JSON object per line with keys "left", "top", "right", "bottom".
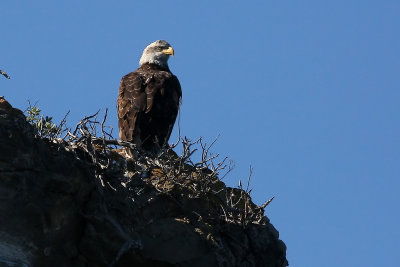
{"left": 0, "top": 98, "right": 288, "bottom": 267}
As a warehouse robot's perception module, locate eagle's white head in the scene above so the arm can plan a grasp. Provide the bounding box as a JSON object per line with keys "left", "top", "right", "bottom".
{"left": 139, "top": 40, "right": 174, "bottom": 69}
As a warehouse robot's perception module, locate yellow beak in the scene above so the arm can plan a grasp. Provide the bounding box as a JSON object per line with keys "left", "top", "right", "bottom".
{"left": 162, "top": 46, "right": 174, "bottom": 56}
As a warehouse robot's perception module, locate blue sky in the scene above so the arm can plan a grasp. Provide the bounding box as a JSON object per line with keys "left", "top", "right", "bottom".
{"left": 1, "top": 1, "right": 399, "bottom": 266}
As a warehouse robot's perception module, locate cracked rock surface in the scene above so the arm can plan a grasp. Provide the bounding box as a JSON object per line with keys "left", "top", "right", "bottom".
{"left": 0, "top": 99, "right": 288, "bottom": 267}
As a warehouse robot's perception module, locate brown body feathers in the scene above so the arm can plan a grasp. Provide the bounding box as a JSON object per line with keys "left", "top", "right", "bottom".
{"left": 117, "top": 63, "right": 181, "bottom": 151}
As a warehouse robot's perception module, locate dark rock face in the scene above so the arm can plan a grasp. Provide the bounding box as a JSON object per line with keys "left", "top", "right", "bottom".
{"left": 0, "top": 99, "right": 288, "bottom": 267}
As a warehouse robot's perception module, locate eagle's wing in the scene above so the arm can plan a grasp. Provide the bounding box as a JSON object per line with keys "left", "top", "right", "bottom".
{"left": 117, "top": 72, "right": 146, "bottom": 141}
{"left": 162, "top": 74, "right": 182, "bottom": 142}
{"left": 170, "top": 74, "right": 182, "bottom": 106}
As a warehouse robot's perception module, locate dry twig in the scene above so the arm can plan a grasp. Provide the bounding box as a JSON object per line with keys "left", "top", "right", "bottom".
{"left": 0, "top": 69, "right": 10, "bottom": 79}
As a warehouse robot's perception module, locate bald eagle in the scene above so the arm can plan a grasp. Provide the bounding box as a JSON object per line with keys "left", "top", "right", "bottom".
{"left": 117, "top": 40, "right": 182, "bottom": 153}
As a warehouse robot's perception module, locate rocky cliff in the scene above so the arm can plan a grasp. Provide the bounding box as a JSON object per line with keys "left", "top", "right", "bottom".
{"left": 0, "top": 98, "right": 288, "bottom": 267}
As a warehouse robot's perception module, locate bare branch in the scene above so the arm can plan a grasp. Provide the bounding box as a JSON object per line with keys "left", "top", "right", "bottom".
{"left": 0, "top": 69, "right": 10, "bottom": 79}
{"left": 260, "top": 196, "right": 275, "bottom": 209}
